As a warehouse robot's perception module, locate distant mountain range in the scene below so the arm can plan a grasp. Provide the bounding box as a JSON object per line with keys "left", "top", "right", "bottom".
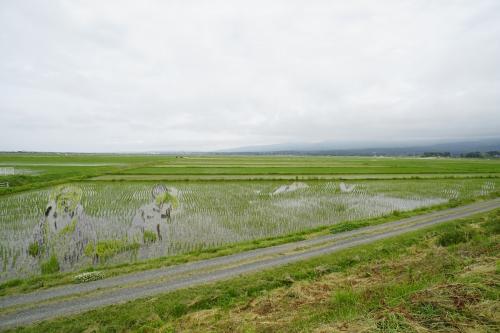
{"left": 216, "top": 138, "right": 500, "bottom": 156}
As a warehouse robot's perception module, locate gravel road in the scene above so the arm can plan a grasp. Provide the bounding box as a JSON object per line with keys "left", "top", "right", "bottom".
{"left": 1, "top": 198, "right": 499, "bottom": 330}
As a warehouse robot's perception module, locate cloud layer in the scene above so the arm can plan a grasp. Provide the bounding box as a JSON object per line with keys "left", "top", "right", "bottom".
{"left": 1, "top": 0, "right": 499, "bottom": 151}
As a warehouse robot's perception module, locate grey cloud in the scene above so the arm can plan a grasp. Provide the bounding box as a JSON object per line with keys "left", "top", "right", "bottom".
{"left": 1, "top": 0, "right": 499, "bottom": 152}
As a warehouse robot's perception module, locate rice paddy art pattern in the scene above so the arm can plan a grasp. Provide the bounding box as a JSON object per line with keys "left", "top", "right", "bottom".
{"left": 0, "top": 179, "right": 497, "bottom": 281}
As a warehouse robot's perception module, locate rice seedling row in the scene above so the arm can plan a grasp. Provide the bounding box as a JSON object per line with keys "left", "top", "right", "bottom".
{"left": 0, "top": 179, "right": 497, "bottom": 281}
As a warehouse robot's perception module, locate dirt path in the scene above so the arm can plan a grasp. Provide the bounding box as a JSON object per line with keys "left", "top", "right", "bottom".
{"left": 1, "top": 198, "right": 499, "bottom": 330}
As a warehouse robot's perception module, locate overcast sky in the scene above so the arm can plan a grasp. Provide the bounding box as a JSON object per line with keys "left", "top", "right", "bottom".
{"left": 1, "top": 1, "right": 499, "bottom": 152}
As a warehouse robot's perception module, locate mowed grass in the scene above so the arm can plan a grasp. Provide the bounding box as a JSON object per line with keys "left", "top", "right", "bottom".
{"left": 9, "top": 209, "right": 500, "bottom": 333}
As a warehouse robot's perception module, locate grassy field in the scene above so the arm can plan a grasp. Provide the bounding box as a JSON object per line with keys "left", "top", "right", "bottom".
{"left": 0, "top": 153, "right": 172, "bottom": 196}
{"left": 119, "top": 156, "right": 500, "bottom": 176}
{"left": 2, "top": 155, "right": 499, "bottom": 195}
{"left": 7, "top": 209, "right": 499, "bottom": 332}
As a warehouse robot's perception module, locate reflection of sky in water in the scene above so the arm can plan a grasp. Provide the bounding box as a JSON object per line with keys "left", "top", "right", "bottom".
{"left": 0, "top": 180, "right": 496, "bottom": 281}
{"left": 0, "top": 167, "right": 37, "bottom": 176}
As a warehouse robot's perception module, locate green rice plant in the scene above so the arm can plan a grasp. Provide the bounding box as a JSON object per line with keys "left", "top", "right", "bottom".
{"left": 27, "top": 242, "right": 39, "bottom": 257}
{"left": 84, "top": 240, "right": 140, "bottom": 261}
{"left": 155, "top": 192, "right": 178, "bottom": 208}
{"left": 41, "top": 255, "right": 60, "bottom": 275}
{"left": 59, "top": 217, "right": 77, "bottom": 236}
{"left": 143, "top": 230, "right": 158, "bottom": 243}
{"left": 0, "top": 178, "right": 497, "bottom": 281}
{"left": 50, "top": 185, "right": 82, "bottom": 213}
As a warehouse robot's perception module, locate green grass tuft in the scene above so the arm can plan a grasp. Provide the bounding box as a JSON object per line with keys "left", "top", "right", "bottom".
{"left": 27, "top": 242, "right": 40, "bottom": 257}
{"left": 143, "top": 230, "right": 158, "bottom": 243}
{"left": 84, "top": 240, "right": 140, "bottom": 261}
{"left": 330, "top": 288, "right": 361, "bottom": 319}
{"left": 41, "top": 255, "right": 60, "bottom": 275}
{"left": 437, "top": 225, "right": 478, "bottom": 247}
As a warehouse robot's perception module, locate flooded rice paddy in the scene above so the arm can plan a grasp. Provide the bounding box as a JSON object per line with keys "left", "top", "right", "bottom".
{"left": 0, "top": 179, "right": 497, "bottom": 281}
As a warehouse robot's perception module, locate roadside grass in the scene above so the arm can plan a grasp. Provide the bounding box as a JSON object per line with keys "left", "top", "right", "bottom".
{"left": 1, "top": 192, "right": 497, "bottom": 297}
{"left": 6, "top": 209, "right": 500, "bottom": 332}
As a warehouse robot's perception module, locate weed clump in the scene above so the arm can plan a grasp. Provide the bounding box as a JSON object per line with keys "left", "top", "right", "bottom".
{"left": 41, "top": 255, "right": 60, "bottom": 275}
{"left": 28, "top": 242, "right": 40, "bottom": 257}
{"left": 437, "top": 225, "right": 477, "bottom": 247}
{"left": 84, "top": 240, "right": 140, "bottom": 261}
{"left": 330, "top": 288, "right": 361, "bottom": 319}
{"left": 482, "top": 212, "right": 500, "bottom": 234}
{"left": 375, "top": 312, "right": 415, "bottom": 332}
{"left": 143, "top": 230, "right": 158, "bottom": 244}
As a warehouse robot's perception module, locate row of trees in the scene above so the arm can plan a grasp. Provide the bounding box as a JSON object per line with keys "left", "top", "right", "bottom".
{"left": 461, "top": 151, "right": 500, "bottom": 158}
{"left": 422, "top": 151, "right": 500, "bottom": 158}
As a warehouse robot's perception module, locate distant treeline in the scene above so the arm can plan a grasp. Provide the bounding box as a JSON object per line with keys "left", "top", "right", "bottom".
{"left": 461, "top": 151, "right": 500, "bottom": 158}
{"left": 217, "top": 150, "right": 500, "bottom": 158}
{"left": 422, "top": 151, "right": 500, "bottom": 158}
{"left": 422, "top": 152, "right": 452, "bottom": 157}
